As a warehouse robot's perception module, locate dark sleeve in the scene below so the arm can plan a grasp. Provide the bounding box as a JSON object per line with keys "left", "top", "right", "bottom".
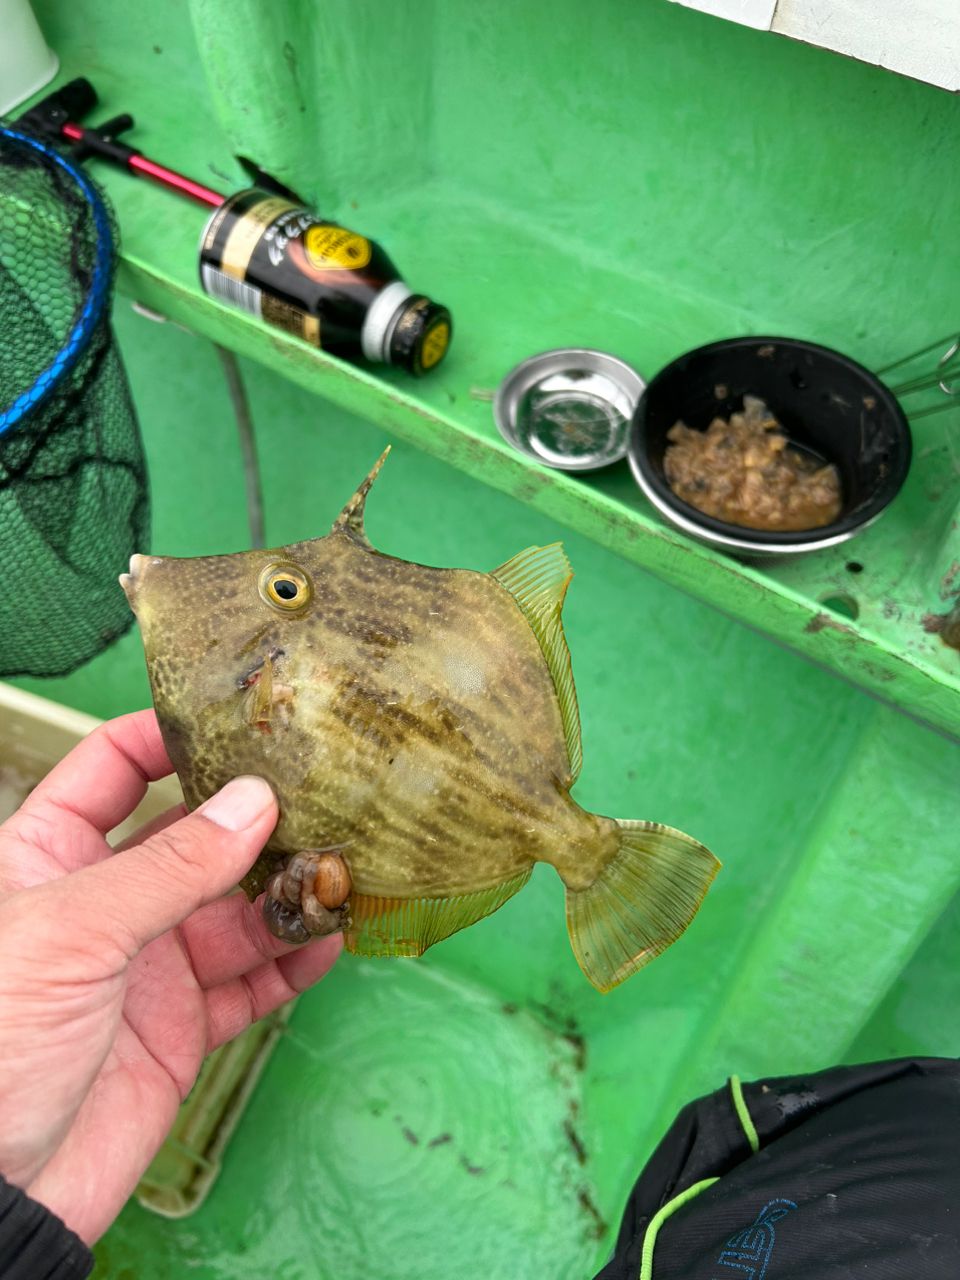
{"left": 0, "top": 1175, "right": 93, "bottom": 1279}
{"left": 595, "top": 1057, "right": 960, "bottom": 1280}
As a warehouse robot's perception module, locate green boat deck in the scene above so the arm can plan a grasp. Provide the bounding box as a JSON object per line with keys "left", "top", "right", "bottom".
{"left": 8, "top": 0, "right": 960, "bottom": 1275}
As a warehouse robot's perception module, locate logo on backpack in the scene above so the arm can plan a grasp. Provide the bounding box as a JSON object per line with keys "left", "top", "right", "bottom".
{"left": 713, "top": 1198, "right": 797, "bottom": 1279}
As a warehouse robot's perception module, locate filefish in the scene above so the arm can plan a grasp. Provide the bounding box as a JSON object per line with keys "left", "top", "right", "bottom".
{"left": 120, "top": 451, "right": 719, "bottom": 991}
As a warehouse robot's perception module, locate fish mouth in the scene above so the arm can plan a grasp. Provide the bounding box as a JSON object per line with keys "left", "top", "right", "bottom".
{"left": 119, "top": 553, "right": 151, "bottom": 608}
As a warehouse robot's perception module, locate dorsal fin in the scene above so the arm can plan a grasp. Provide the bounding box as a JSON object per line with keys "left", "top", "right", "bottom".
{"left": 491, "top": 543, "right": 582, "bottom": 783}
{"left": 331, "top": 446, "right": 391, "bottom": 545}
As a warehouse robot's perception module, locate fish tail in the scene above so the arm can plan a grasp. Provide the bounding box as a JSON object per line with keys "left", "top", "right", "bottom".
{"left": 565, "top": 820, "right": 720, "bottom": 993}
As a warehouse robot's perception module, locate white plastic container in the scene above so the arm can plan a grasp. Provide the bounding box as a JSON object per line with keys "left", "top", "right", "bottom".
{"left": 0, "top": 0, "right": 58, "bottom": 117}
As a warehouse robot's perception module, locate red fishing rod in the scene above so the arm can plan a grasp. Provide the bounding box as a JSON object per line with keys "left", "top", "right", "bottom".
{"left": 19, "top": 77, "right": 229, "bottom": 206}
{"left": 59, "top": 119, "right": 224, "bottom": 207}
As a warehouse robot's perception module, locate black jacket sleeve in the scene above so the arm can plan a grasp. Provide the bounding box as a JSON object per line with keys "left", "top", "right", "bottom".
{"left": 0, "top": 1175, "right": 93, "bottom": 1279}
{"left": 595, "top": 1056, "right": 960, "bottom": 1280}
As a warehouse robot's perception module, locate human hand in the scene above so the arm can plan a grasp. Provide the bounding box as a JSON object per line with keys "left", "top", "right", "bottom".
{"left": 0, "top": 709, "right": 340, "bottom": 1245}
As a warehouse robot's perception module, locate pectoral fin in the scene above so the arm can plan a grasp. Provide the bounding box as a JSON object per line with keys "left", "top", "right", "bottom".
{"left": 240, "top": 652, "right": 275, "bottom": 730}
{"left": 345, "top": 869, "right": 531, "bottom": 957}
{"left": 492, "top": 543, "right": 582, "bottom": 782}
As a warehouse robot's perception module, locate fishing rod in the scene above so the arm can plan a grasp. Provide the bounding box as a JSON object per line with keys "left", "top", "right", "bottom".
{"left": 19, "top": 77, "right": 227, "bottom": 206}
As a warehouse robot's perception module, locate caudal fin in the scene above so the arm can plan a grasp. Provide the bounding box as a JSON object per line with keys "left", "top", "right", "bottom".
{"left": 566, "top": 820, "right": 720, "bottom": 993}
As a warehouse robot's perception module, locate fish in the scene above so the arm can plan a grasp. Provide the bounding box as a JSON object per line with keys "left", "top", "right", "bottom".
{"left": 120, "top": 450, "right": 719, "bottom": 992}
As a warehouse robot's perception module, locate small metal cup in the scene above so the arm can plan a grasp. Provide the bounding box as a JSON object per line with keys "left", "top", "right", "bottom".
{"left": 494, "top": 349, "right": 645, "bottom": 472}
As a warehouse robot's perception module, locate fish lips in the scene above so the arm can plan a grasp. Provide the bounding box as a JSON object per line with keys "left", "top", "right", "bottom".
{"left": 119, "top": 553, "right": 155, "bottom": 613}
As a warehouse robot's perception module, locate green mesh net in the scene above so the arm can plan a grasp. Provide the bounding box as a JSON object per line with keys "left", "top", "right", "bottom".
{"left": 0, "top": 125, "right": 148, "bottom": 678}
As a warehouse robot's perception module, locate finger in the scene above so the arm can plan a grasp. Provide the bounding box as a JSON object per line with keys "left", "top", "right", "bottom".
{"left": 274, "top": 930, "right": 343, "bottom": 993}
{"left": 180, "top": 891, "right": 314, "bottom": 988}
{"left": 50, "top": 777, "right": 279, "bottom": 971}
{"left": 25, "top": 710, "right": 172, "bottom": 837}
{"left": 112, "top": 802, "right": 188, "bottom": 853}
{"left": 1, "top": 797, "right": 185, "bottom": 887}
{"left": 204, "top": 934, "right": 341, "bottom": 1050}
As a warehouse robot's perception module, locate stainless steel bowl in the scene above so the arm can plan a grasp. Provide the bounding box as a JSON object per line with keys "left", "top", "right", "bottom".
{"left": 494, "top": 349, "right": 645, "bottom": 471}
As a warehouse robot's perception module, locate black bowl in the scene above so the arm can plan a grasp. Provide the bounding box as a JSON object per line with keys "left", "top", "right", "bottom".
{"left": 628, "top": 337, "right": 912, "bottom": 555}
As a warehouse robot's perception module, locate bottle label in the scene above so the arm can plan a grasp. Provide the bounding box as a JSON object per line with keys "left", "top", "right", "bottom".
{"left": 201, "top": 264, "right": 263, "bottom": 317}
{"left": 198, "top": 190, "right": 400, "bottom": 358}
{"left": 303, "top": 224, "right": 372, "bottom": 271}
{"left": 261, "top": 294, "right": 321, "bottom": 345}
{"left": 220, "top": 196, "right": 299, "bottom": 279}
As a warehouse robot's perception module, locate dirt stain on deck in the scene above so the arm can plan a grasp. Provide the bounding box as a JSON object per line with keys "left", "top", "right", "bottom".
{"left": 922, "top": 603, "right": 960, "bottom": 651}
{"left": 577, "top": 1186, "right": 608, "bottom": 1241}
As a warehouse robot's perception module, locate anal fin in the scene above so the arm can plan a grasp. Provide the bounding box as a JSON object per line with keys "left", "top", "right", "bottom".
{"left": 491, "top": 543, "right": 582, "bottom": 782}
{"left": 345, "top": 868, "right": 531, "bottom": 958}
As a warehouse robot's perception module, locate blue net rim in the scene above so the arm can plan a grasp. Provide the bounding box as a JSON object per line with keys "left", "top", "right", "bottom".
{"left": 0, "top": 126, "right": 114, "bottom": 440}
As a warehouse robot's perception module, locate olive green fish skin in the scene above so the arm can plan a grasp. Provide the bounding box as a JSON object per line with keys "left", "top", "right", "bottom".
{"left": 127, "top": 528, "right": 616, "bottom": 905}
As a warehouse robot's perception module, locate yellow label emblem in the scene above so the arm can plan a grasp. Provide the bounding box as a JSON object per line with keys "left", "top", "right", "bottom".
{"left": 420, "top": 320, "right": 450, "bottom": 370}
{"left": 303, "top": 224, "right": 372, "bottom": 271}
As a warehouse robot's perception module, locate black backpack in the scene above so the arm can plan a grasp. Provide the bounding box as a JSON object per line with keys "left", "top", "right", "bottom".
{"left": 594, "top": 1057, "right": 959, "bottom": 1279}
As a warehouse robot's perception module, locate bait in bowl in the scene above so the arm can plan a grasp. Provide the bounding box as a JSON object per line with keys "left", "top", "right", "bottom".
{"left": 628, "top": 336, "right": 912, "bottom": 556}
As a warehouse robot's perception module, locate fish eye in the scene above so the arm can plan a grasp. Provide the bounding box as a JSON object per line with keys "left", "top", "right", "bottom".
{"left": 259, "top": 564, "right": 312, "bottom": 612}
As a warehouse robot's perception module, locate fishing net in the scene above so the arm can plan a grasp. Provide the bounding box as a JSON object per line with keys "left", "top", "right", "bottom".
{"left": 0, "top": 125, "right": 148, "bottom": 678}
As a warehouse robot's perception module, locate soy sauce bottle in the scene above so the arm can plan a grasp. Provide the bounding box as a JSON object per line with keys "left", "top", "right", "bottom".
{"left": 198, "top": 189, "right": 451, "bottom": 376}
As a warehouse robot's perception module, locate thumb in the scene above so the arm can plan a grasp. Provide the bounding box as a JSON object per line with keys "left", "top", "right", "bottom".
{"left": 57, "top": 776, "right": 279, "bottom": 962}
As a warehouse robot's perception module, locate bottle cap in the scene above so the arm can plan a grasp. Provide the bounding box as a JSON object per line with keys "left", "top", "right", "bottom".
{"left": 388, "top": 296, "right": 452, "bottom": 376}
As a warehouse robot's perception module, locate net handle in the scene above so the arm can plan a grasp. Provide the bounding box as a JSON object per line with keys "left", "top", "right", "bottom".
{"left": 0, "top": 127, "right": 114, "bottom": 439}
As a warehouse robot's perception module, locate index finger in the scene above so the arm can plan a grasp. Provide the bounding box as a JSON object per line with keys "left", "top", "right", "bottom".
{"left": 26, "top": 709, "right": 174, "bottom": 836}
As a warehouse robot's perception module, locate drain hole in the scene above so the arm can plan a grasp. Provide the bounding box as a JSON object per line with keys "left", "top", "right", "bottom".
{"left": 845, "top": 561, "right": 864, "bottom": 574}
{"left": 820, "top": 593, "right": 859, "bottom": 621}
